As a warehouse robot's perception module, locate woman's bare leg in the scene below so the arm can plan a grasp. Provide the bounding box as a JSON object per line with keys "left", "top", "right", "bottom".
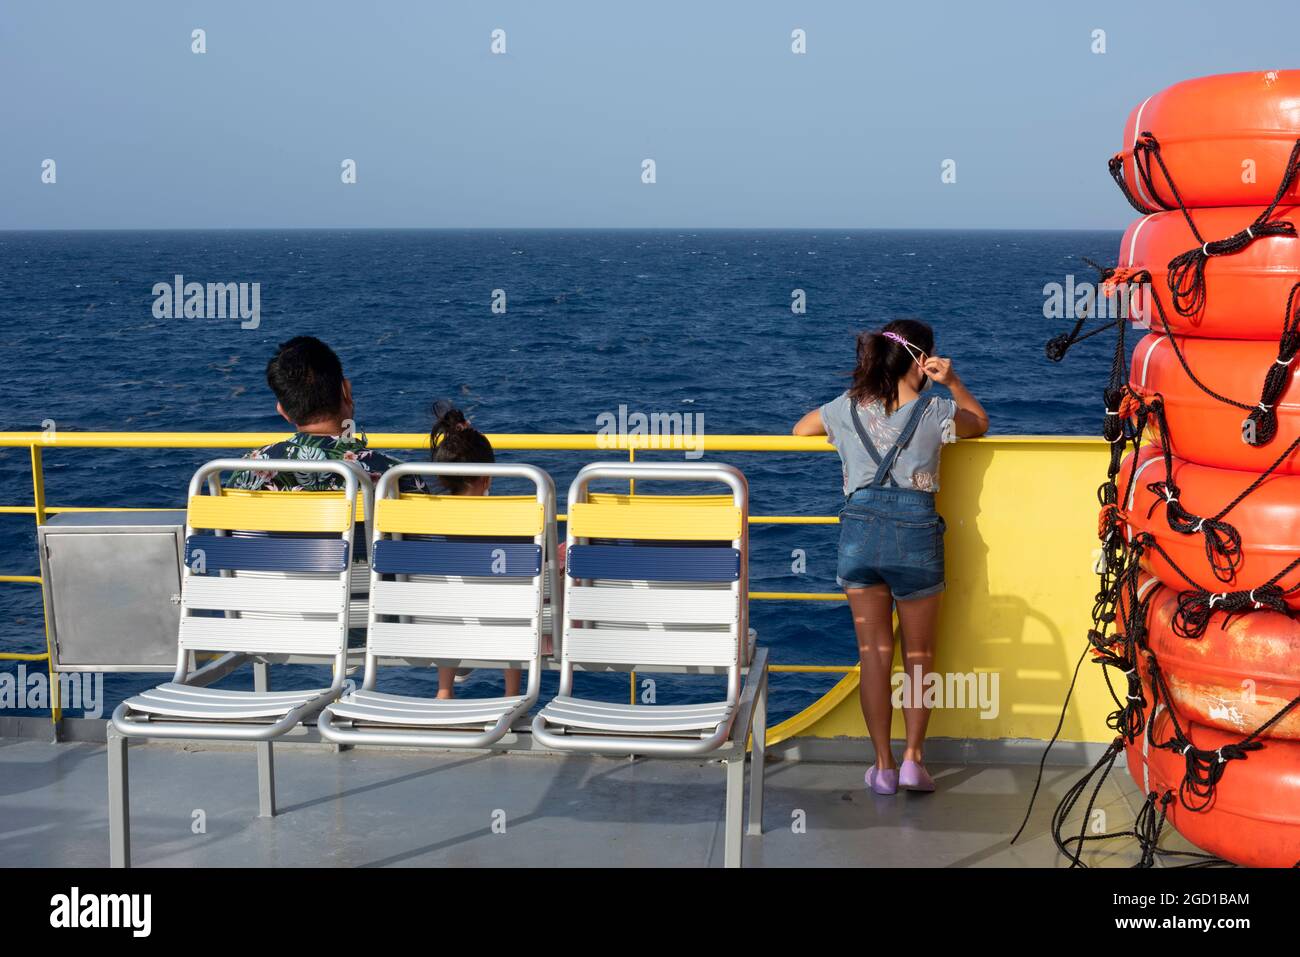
{"left": 437, "top": 667, "right": 456, "bottom": 699}
{"left": 895, "top": 592, "right": 942, "bottom": 762}
{"left": 846, "top": 585, "right": 897, "bottom": 770}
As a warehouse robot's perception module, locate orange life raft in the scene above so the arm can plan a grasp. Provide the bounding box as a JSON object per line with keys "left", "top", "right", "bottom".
{"left": 1120, "top": 205, "right": 1300, "bottom": 339}
{"left": 1124, "top": 701, "right": 1300, "bottom": 868}
{"left": 1118, "top": 71, "right": 1300, "bottom": 210}
{"left": 1122, "top": 446, "right": 1300, "bottom": 609}
{"left": 1107, "top": 69, "right": 1300, "bottom": 871}
{"left": 1130, "top": 333, "right": 1300, "bottom": 474}
{"left": 1130, "top": 579, "right": 1300, "bottom": 740}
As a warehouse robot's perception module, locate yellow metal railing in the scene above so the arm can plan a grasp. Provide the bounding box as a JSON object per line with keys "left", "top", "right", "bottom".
{"left": 0, "top": 430, "right": 1121, "bottom": 748}
{"left": 0, "top": 430, "right": 862, "bottom": 727}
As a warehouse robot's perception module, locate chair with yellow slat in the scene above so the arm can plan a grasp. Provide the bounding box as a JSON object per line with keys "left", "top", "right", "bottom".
{"left": 108, "top": 458, "right": 367, "bottom": 868}
{"left": 218, "top": 484, "right": 374, "bottom": 631}
{"left": 533, "top": 461, "right": 769, "bottom": 868}
{"left": 319, "top": 461, "right": 558, "bottom": 750}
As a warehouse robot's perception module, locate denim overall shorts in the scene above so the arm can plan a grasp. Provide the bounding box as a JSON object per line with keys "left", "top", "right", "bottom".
{"left": 835, "top": 393, "right": 947, "bottom": 600}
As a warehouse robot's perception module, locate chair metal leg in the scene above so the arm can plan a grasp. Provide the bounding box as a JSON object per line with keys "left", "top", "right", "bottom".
{"left": 254, "top": 661, "right": 276, "bottom": 818}
{"left": 107, "top": 726, "right": 131, "bottom": 869}
{"left": 257, "top": 741, "right": 276, "bottom": 818}
{"left": 724, "top": 754, "right": 745, "bottom": 868}
{"left": 748, "top": 671, "right": 767, "bottom": 837}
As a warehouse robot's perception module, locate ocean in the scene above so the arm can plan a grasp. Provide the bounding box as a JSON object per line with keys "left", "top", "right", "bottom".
{"left": 0, "top": 228, "right": 1120, "bottom": 722}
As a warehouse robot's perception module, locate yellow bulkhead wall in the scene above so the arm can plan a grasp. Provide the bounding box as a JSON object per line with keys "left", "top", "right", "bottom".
{"left": 795, "top": 437, "right": 1116, "bottom": 745}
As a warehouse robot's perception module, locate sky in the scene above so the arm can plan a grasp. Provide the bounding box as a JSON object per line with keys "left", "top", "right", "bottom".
{"left": 1, "top": 0, "right": 1296, "bottom": 230}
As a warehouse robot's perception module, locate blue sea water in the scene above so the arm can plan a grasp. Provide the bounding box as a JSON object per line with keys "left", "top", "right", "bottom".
{"left": 0, "top": 229, "right": 1120, "bottom": 723}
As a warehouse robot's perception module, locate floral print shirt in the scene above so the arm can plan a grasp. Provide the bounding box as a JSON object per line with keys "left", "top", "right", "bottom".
{"left": 227, "top": 432, "right": 428, "bottom": 493}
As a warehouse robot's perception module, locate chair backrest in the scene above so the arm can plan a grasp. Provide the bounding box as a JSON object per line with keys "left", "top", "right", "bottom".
{"left": 176, "top": 459, "right": 362, "bottom": 686}
{"left": 360, "top": 463, "right": 557, "bottom": 694}
{"left": 220, "top": 477, "right": 374, "bottom": 631}
{"left": 560, "top": 462, "right": 749, "bottom": 697}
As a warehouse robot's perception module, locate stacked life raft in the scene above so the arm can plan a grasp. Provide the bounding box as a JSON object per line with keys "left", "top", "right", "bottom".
{"left": 1049, "top": 71, "right": 1300, "bottom": 868}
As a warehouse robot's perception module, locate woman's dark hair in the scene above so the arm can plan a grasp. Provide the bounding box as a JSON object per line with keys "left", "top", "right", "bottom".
{"left": 266, "top": 336, "right": 345, "bottom": 425}
{"left": 430, "top": 400, "right": 494, "bottom": 494}
{"left": 848, "top": 318, "right": 935, "bottom": 410}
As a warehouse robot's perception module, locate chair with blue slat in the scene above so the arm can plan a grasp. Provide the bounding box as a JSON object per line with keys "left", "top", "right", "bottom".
{"left": 107, "top": 458, "right": 367, "bottom": 868}
{"left": 317, "top": 461, "right": 558, "bottom": 748}
{"left": 531, "top": 461, "right": 769, "bottom": 868}
{"left": 216, "top": 486, "right": 374, "bottom": 637}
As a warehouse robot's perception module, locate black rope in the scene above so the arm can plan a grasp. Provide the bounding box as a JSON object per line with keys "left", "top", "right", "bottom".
{"left": 1140, "top": 272, "right": 1254, "bottom": 410}
{"left": 1166, "top": 219, "right": 1297, "bottom": 318}
{"left": 1033, "top": 227, "right": 1300, "bottom": 866}
{"left": 1139, "top": 398, "right": 1245, "bottom": 583}
{"left": 1141, "top": 624, "right": 1300, "bottom": 815}
{"left": 1118, "top": 411, "right": 1300, "bottom": 637}
{"left": 1144, "top": 477, "right": 1243, "bottom": 583}
{"left": 1050, "top": 737, "right": 1126, "bottom": 868}
{"left": 1113, "top": 269, "right": 1296, "bottom": 450}
{"left": 1112, "top": 133, "right": 1300, "bottom": 323}
{"left": 1172, "top": 586, "right": 1293, "bottom": 638}
{"left": 1245, "top": 281, "right": 1300, "bottom": 445}
{"left": 1132, "top": 790, "right": 1229, "bottom": 867}
{"left": 1134, "top": 790, "right": 1172, "bottom": 868}
{"left": 1054, "top": 266, "right": 1291, "bottom": 461}
{"left": 1132, "top": 133, "right": 1186, "bottom": 214}
{"left": 1156, "top": 433, "right": 1300, "bottom": 587}
{"left": 1132, "top": 529, "right": 1300, "bottom": 639}
{"left": 1045, "top": 259, "right": 1121, "bottom": 363}
{"left": 1008, "top": 637, "right": 1091, "bottom": 848}
{"left": 1161, "top": 137, "right": 1300, "bottom": 318}
{"left": 1143, "top": 656, "right": 1256, "bottom": 811}
{"left": 1047, "top": 318, "right": 1120, "bottom": 362}
{"left": 1109, "top": 142, "right": 1166, "bottom": 216}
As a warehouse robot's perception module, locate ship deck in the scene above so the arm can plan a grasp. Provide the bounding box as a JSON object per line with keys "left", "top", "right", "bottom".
{"left": 0, "top": 433, "right": 1198, "bottom": 868}
{"left": 0, "top": 735, "right": 1196, "bottom": 867}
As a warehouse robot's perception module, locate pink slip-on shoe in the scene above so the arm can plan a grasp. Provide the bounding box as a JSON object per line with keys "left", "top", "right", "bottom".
{"left": 865, "top": 766, "right": 899, "bottom": 795}
{"left": 899, "top": 759, "right": 935, "bottom": 792}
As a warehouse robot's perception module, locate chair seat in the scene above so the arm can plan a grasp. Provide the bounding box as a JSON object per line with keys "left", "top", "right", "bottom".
{"left": 327, "top": 689, "right": 527, "bottom": 728}
{"left": 124, "top": 682, "right": 331, "bottom": 720}
{"left": 536, "top": 695, "right": 735, "bottom": 734}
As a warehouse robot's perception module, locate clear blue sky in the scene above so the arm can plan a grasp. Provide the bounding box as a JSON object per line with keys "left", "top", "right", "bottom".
{"left": 1, "top": 0, "right": 1294, "bottom": 230}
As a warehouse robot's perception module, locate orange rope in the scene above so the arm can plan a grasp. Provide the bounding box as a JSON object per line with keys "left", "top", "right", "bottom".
{"left": 1100, "top": 267, "right": 1143, "bottom": 298}
{"left": 1118, "top": 391, "right": 1142, "bottom": 420}
{"left": 1098, "top": 502, "right": 1127, "bottom": 540}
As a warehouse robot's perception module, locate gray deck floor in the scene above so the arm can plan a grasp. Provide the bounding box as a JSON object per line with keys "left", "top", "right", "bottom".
{"left": 0, "top": 737, "right": 1198, "bottom": 867}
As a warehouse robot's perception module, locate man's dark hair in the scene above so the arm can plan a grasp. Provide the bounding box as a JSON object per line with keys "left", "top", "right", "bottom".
{"left": 265, "top": 336, "right": 345, "bottom": 426}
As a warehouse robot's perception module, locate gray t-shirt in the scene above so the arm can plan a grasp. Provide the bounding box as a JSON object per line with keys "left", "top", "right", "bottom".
{"left": 820, "top": 392, "right": 958, "bottom": 494}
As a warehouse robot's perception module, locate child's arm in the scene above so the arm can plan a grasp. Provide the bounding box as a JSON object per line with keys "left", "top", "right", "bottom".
{"left": 923, "top": 358, "right": 989, "bottom": 438}
{"left": 792, "top": 409, "right": 827, "bottom": 436}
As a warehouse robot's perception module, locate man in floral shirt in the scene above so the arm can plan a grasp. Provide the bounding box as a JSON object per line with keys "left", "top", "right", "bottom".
{"left": 228, "top": 336, "right": 426, "bottom": 493}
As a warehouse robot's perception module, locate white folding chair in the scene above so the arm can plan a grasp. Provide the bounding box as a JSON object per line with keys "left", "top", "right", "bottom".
{"left": 107, "top": 458, "right": 361, "bottom": 867}
{"left": 318, "top": 462, "right": 558, "bottom": 748}
{"left": 531, "top": 461, "right": 768, "bottom": 867}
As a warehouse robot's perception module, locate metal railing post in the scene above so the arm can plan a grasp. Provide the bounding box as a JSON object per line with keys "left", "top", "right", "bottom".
{"left": 31, "top": 444, "right": 60, "bottom": 728}
{"left": 628, "top": 444, "right": 636, "bottom": 706}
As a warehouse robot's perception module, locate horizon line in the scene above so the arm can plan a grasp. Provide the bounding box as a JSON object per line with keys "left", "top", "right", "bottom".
{"left": 0, "top": 224, "right": 1123, "bottom": 234}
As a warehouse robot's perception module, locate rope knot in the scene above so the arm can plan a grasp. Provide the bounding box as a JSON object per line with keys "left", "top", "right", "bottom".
{"left": 1118, "top": 392, "right": 1143, "bottom": 420}
{"left": 1167, "top": 219, "right": 1296, "bottom": 318}
{"left": 1245, "top": 281, "right": 1300, "bottom": 446}
{"left": 1097, "top": 503, "right": 1125, "bottom": 540}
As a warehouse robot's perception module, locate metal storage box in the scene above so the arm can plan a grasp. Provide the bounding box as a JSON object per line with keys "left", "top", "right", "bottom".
{"left": 37, "top": 511, "right": 186, "bottom": 672}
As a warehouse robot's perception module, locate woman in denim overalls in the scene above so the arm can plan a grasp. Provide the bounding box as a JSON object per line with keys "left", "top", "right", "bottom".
{"left": 794, "top": 319, "right": 989, "bottom": 794}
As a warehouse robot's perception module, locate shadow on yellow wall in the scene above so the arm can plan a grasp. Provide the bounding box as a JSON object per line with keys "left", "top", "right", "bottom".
{"left": 781, "top": 436, "right": 1117, "bottom": 747}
